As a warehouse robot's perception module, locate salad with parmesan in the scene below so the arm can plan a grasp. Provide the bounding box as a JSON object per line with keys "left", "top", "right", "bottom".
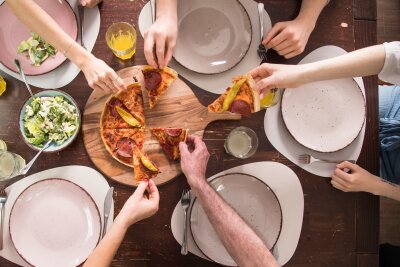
{"left": 23, "top": 96, "right": 78, "bottom": 146}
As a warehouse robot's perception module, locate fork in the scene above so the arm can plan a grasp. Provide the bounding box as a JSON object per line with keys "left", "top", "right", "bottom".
{"left": 0, "top": 187, "right": 6, "bottom": 250}
{"left": 180, "top": 189, "right": 191, "bottom": 255}
{"left": 298, "top": 154, "right": 356, "bottom": 165}
{"left": 78, "top": 5, "right": 86, "bottom": 49}
{"left": 257, "top": 3, "right": 267, "bottom": 61}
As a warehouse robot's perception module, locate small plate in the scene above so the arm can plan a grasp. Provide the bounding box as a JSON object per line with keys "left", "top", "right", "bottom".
{"left": 9, "top": 178, "right": 101, "bottom": 267}
{"left": 19, "top": 90, "right": 81, "bottom": 152}
{"left": 281, "top": 79, "right": 365, "bottom": 153}
{"left": 173, "top": 0, "right": 252, "bottom": 74}
{"left": 190, "top": 173, "right": 282, "bottom": 266}
{"left": 0, "top": 0, "right": 77, "bottom": 76}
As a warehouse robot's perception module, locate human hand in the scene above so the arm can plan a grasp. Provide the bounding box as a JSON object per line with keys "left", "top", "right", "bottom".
{"left": 144, "top": 15, "right": 178, "bottom": 69}
{"left": 248, "top": 63, "right": 305, "bottom": 97}
{"left": 80, "top": 55, "right": 125, "bottom": 93}
{"left": 115, "top": 180, "right": 160, "bottom": 229}
{"left": 331, "top": 161, "right": 380, "bottom": 194}
{"left": 179, "top": 135, "right": 210, "bottom": 190}
{"left": 263, "top": 18, "right": 315, "bottom": 59}
{"left": 79, "top": 0, "right": 102, "bottom": 8}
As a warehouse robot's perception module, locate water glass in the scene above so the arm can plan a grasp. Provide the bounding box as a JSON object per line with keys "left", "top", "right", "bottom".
{"left": 224, "top": 127, "right": 258, "bottom": 159}
{"left": 0, "top": 151, "right": 25, "bottom": 180}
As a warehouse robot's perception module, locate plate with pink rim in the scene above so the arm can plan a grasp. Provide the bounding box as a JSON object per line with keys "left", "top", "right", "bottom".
{"left": 0, "top": 0, "right": 78, "bottom": 76}
{"left": 190, "top": 173, "right": 282, "bottom": 266}
{"left": 9, "top": 178, "right": 101, "bottom": 267}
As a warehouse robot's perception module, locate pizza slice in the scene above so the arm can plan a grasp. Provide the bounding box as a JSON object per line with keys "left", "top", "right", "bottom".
{"left": 141, "top": 65, "right": 178, "bottom": 109}
{"left": 114, "top": 81, "right": 145, "bottom": 126}
{"left": 132, "top": 145, "right": 160, "bottom": 185}
{"left": 151, "top": 128, "right": 188, "bottom": 161}
{"left": 208, "top": 74, "right": 260, "bottom": 117}
{"left": 101, "top": 128, "right": 144, "bottom": 167}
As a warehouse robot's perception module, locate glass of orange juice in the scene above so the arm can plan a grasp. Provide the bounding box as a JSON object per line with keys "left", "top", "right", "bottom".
{"left": 106, "top": 22, "right": 137, "bottom": 60}
{"left": 260, "top": 88, "right": 281, "bottom": 108}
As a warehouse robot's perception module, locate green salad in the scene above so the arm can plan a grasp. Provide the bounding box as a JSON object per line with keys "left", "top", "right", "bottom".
{"left": 17, "top": 32, "right": 57, "bottom": 66}
{"left": 23, "top": 96, "right": 78, "bottom": 146}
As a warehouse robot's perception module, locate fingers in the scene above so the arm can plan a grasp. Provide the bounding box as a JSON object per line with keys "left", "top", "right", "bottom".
{"left": 155, "top": 34, "right": 166, "bottom": 69}
{"left": 333, "top": 167, "right": 354, "bottom": 184}
{"left": 256, "top": 77, "right": 277, "bottom": 92}
{"left": 144, "top": 31, "right": 158, "bottom": 68}
{"left": 135, "top": 180, "right": 149, "bottom": 196}
{"left": 164, "top": 38, "right": 176, "bottom": 67}
{"left": 284, "top": 50, "right": 301, "bottom": 59}
{"left": 266, "top": 32, "right": 287, "bottom": 50}
{"left": 331, "top": 179, "right": 347, "bottom": 192}
{"left": 147, "top": 179, "right": 160, "bottom": 203}
{"left": 80, "top": 0, "right": 87, "bottom": 6}
{"left": 109, "top": 72, "right": 125, "bottom": 92}
{"left": 337, "top": 161, "right": 358, "bottom": 171}
{"left": 179, "top": 141, "right": 190, "bottom": 157}
{"left": 263, "top": 22, "right": 286, "bottom": 46}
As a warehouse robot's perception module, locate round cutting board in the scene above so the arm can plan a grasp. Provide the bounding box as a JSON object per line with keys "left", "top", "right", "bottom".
{"left": 83, "top": 66, "right": 240, "bottom": 187}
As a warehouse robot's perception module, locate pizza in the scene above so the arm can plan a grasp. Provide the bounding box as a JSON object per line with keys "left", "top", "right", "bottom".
{"left": 100, "top": 82, "right": 145, "bottom": 129}
{"left": 141, "top": 65, "right": 178, "bottom": 109}
{"left": 132, "top": 145, "right": 160, "bottom": 184}
{"left": 151, "top": 128, "right": 188, "bottom": 160}
{"left": 101, "top": 128, "right": 144, "bottom": 167}
{"left": 208, "top": 74, "right": 260, "bottom": 117}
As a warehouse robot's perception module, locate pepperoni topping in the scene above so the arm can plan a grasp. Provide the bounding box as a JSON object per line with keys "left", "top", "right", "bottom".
{"left": 228, "top": 99, "right": 251, "bottom": 117}
{"left": 160, "top": 143, "right": 174, "bottom": 160}
{"left": 165, "top": 128, "right": 182, "bottom": 137}
{"left": 115, "top": 137, "right": 133, "bottom": 158}
{"left": 143, "top": 71, "right": 162, "bottom": 95}
{"left": 108, "top": 98, "right": 126, "bottom": 117}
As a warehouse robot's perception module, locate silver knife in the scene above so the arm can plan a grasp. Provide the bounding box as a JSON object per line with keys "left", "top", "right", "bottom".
{"left": 78, "top": 5, "right": 86, "bottom": 49}
{"left": 102, "top": 187, "right": 114, "bottom": 238}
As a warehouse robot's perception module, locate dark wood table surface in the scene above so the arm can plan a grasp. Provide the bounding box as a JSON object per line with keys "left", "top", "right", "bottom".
{"left": 0, "top": 0, "right": 379, "bottom": 266}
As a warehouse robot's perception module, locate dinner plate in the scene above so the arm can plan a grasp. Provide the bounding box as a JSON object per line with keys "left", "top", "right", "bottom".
{"left": 173, "top": 0, "right": 252, "bottom": 74}
{"left": 0, "top": 0, "right": 78, "bottom": 76}
{"left": 9, "top": 178, "right": 101, "bottom": 267}
{"left": 281, "top": 79, "right": 365, "bottom": 153}
{"left": 190, "top": 173, "right": 282, "bottom": 266}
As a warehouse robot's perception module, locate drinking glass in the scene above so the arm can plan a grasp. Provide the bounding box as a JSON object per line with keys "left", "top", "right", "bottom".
{"left": 224, "top": 127, "right": 258, "bottom": 159}
{"left": 106, "top": 22, "right": 137, "bottom": 60}
{"left": 260, "top": 88, "right": 281, "bottom": 108}
{"left": 0, "top": 151, "right": 25, "bottom": 180}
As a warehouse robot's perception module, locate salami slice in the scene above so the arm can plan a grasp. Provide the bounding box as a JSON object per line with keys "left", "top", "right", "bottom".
{"left": 108, "top": 98, "right": 126, "bottom": 117}
{"left": 228, "top": 99, "right": 251, "bottom": 117}
{"left": 143, "top": 71, "right": 162, "bottom": 95}
{"left": 160, "top": 143, "right": 174, "bottom": 160}
{"left": 115, "top": 137, "right": 133, "bottom": 158}
{"left": 165, "top": 128, "right": 182, "bottom": 137}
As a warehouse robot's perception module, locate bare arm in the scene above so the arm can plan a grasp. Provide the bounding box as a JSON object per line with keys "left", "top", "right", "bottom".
{"left": 263, "top": 0, "right": 328, "bottom": 59}
{"left": 179, "top": 136, "right": 279, "bottom": 267}
{"left": 84, "top": 180, "right": 159, "bottom": 267}
{"left": 5, "top": 0, "right": 124, "bottom": 92}
{"left": 144, "top": 0, "right": 177, "bottom": 68}
{"left": 332, "top": 161, "right": 400, "bottom": 202}
{"left": 249, "top": 44, "right": 386, "bottom": 92}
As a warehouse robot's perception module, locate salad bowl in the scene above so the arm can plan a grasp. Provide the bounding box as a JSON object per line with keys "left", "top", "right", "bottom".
{"left": 19, "top": 90, "right": 81, "bottom": 152}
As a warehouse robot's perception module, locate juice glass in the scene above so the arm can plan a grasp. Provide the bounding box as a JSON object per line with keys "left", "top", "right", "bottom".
{"left": 224, "top": 127, "right": 258, "bottom": 159}
{"left": 106, "top": 22, "right": 137, "bottom": 60}
{"left": 0, "top": 151, "right": 25, "bottom": 180}
{"left": 260, "top": 88, "right": 281, "bottom": 108}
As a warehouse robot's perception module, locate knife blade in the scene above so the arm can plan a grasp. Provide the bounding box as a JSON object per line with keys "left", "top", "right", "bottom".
{"left": 101, "top": 186, "right": 114, "bottom": 238}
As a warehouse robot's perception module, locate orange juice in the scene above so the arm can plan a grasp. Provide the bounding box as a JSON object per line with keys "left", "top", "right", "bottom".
{"left": 106, "top": 22, "right": 137, "bottom": 60}
{"left": 260, "top": 88, "right": 280, "bottom": 108}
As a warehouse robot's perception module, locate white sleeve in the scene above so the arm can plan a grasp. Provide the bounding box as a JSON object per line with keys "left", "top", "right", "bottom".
{"left": 378, "top": 42, "right": 400, "bottom": 85}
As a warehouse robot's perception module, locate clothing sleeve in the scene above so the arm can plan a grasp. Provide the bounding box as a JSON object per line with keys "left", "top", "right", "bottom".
{"left": 378, "top": 42, "right": 400, "bottom": 85}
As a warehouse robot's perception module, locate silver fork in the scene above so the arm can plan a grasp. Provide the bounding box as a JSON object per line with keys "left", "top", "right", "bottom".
{"left": 180, "top": 189, "right": 191, "bottom": 255}
{"left": 78, "top": 5, "right": 86, "bottom": 49}
{"left": 298, "top": 154, "right": 356, "bottom": 164}
{"left": 257, "top": 3, "right": 267, "bottom": 61}
{"left": 0, "top": 187, "right": 6, "bottom": 250}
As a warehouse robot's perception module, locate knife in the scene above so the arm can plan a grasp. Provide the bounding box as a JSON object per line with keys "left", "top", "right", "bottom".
{"left": 102, "top": 187, "right": 114, "bottom": 238}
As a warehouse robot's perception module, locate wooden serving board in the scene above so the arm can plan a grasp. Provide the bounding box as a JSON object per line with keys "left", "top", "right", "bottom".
{"left": 83, "top": 66, "right": 241, "bottom": 187}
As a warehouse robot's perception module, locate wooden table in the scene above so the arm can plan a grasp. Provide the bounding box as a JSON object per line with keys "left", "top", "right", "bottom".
{"left": 0, "top": 0, "right": 379, "bottom": 266}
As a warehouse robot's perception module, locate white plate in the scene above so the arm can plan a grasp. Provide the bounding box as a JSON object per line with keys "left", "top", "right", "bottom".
{"left": 173, "top": 0, "right": 252, "bottom": 74}
{"left": 9, "top": 179, "right": 101, "bottom": 267}
{"left": 0, "top": 165, "right": 113, "bottom": 267}
{"left": 190, "top": 173, "right": 282, "bottom": 266}
{"left": 281, "top": 79, "right": 365, "bottom": 152}
{"left": 264, "top": 46, "right": 366, "bottom": 177}
{"left": 171, "top": 162, "right": 304, "bottom": 266}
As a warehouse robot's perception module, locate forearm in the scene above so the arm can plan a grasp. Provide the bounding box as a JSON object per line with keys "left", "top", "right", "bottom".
{"left": 296, "top": 0, "right": 328, "bottom": 26}
{"left": 83, "top": 219, "right": 128, "bottom": 267}
{"left": 6, "top": 0, "right": 91, "bottom": 68}
{"left": 156, "top": 0, "right": 177, "bottom": 20}
{"left": 193, "top": 180, "right": 278, "bottom": 267}
{"left": 300, "top": 44, "right": 386, "bottom": 84}
{"left": 372, "top": 178, "right": 400, "bottom": 201}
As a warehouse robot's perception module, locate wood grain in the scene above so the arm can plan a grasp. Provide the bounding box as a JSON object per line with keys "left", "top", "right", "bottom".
{"left": 83, "top": 66, "right": 240, "bottom": 187}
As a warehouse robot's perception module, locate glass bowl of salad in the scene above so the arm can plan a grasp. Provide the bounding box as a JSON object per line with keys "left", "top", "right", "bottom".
{"left": 19, "top": 90, "right": 81, "bottom": 152}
